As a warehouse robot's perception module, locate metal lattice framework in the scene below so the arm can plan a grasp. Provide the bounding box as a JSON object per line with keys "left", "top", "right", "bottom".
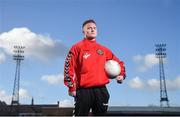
{"left": 155, "top": 44, "right": 169, "bottom": 107}
{"left": 11, "top": 45, "right": 25, "bottom": 105}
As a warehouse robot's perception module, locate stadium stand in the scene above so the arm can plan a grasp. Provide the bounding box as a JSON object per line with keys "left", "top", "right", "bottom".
{"left": 1, "top": 100, "right": 180, "bottom": 116}
{"left": 0, "top": 101, "right": 9, "bottom": 115}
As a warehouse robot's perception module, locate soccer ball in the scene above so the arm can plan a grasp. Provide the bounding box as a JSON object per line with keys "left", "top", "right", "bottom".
{"left": 105, "top": 60, "right": 121, "bottom": 79}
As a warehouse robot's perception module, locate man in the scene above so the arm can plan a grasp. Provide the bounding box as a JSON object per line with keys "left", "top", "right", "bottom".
{"left": 64, "top": 19, "right": 126, "bottom": 116}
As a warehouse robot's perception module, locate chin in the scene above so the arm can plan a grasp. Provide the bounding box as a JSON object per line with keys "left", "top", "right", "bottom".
{"left": 87, "top": 37, "right": 96, "bottom": 40}
{"left": 87, "top": 36, "right": 96, "bottom": 40}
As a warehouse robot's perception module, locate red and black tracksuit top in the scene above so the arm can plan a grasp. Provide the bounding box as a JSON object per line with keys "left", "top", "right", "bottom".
{"left": 64, "top": 38, "right": 126, "bottom": 92}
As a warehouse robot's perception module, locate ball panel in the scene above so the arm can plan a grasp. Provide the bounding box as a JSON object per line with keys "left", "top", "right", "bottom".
{"left": 105, "top": 60, "right": 121, "bottom": 79}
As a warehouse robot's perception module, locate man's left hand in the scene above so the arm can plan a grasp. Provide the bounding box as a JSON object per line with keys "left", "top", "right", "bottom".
{"left": 116, "top": 75, "right": 124, "bottom": 84}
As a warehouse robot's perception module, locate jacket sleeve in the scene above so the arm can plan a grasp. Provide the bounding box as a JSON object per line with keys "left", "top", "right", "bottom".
{"left": 64, "top": 45, "right": 78, "bottom": 92}
{"left": 105, "top": 48, "right": 126, "bottom": 79}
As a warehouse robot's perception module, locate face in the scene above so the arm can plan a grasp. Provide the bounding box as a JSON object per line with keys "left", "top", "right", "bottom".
{"left": 83, "top": 23, "right": 97, "bottom": 40}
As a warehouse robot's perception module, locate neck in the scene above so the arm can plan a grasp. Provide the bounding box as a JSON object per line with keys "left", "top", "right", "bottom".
{"left": 89, "top": 38, "right": 96, "bottom": 41}
{"left": 85, "top": 36, "right": 96, "bottom": 41}
{"left": 85, "top": 38, "right": 96, "bottom": 41}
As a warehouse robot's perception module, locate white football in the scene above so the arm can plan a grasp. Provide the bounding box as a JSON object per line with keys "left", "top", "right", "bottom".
{"left": 105, "top": 60, "right": 121, "bottom": 79}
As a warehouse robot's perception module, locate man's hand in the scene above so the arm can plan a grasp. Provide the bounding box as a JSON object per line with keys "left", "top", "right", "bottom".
{"left": 68, "top": 91, "right": 76, "bottom": 97}
{"left": 116, "top": 75, "right": 124, "bottom": 84}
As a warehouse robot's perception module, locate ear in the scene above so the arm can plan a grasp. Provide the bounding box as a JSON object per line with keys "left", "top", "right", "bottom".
{"left": 82, "top": 30, "right": 85, "bottom": 34}
{"left": 82, "top": 27, "right": 85, "bottom": 34}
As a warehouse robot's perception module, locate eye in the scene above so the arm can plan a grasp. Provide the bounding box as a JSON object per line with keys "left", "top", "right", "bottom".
{"left": 87, "top": 27, "right": 91, "bottom": 30}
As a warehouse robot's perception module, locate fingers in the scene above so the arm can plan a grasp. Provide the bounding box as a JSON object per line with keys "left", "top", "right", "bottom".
{"left": 69, "top": 91, "right": 76, "bottom": 97}
{"left": 116, "top": 75, "right": 124, "bottom": 84}
{"left": 116, "top": 75, "right": 123, "bottom": 80}
{"left": 117, "top": 79, "right": 123, "bottom": 84}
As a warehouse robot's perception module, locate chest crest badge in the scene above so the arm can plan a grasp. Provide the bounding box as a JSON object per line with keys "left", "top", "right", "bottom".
{"left": 96, "top": 49, "right": 104, "bottom": 55}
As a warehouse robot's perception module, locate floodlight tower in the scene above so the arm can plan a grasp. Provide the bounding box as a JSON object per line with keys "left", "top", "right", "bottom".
{"left": 11, "top": 45, "right": 25, "bottom": 105}
{"left": 155, "top": 44, "right": 169, "bottom": 107}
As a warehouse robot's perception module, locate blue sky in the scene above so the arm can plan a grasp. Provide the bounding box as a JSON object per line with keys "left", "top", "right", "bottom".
{"left": 0, "top": 0, "right": 179, "bottom": 107}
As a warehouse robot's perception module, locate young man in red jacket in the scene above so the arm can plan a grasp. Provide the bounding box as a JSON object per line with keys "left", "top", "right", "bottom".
{"left": 64, "top": 19, "right": 126, "bottom": 116}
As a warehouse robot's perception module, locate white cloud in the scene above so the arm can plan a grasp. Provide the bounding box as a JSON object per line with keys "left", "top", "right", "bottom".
{"left": 133, "top": 54, "right": 159, "bottom": 72}
{"left": 128, "top": 76, "right": 144, "bottom": 89}
{"left": 19, "top": 88, "right": 30, "bottom": 98}
{"left": 0, "top": 52, "right": 6, "bottom": 64}
{"left": 147, "top": 79, "right": 159, "bottom": 90}
{"left": 59, "top": 99, "right": 73, "bottom": 107}
{"left": 166, "top": 76, "right": 180, "bottom": 90}
{"left": 0, "top": 27, "right": 68, "bottom": 61}
{"left": 146, "top": 76, "right": 180, "bottom": 91}
{"left": 137, "top": 66, "right": 148, "bottom": 73}
{"left": 0, "top": 89, "right": 11, "bottom": 104}
{"left": 144, "top": 54, "right": 159, "bottom": 68}
{"left": 41, "top": 74, "right": 64, "bottom": 85}
{"left": 132, "top": 55, "right": 143, "bottom": 63}
{"left": 0, "top": 88, "right": 30, "bottom": 104}
{"left": 128, "top": 75, "right": 180, "bottom": 91}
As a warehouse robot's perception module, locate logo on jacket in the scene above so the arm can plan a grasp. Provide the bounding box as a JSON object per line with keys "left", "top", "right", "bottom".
{"left": 83, "top": 52, "right": 91, "bottom": 59}
{"left": 96, "top": 49, "right": 104, "bottom": 55}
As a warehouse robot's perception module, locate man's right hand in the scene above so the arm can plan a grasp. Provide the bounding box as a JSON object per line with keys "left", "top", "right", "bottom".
{"left": 68, "top": 91, "right": 76, "bottom": 97}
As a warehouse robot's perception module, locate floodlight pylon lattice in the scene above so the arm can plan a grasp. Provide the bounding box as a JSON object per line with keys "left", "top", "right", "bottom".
{"left": 11, "top": 45, "right": 25, "bottom": 106}
{"left": 155, "top": 44, "right": 169, "bottom": 107}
